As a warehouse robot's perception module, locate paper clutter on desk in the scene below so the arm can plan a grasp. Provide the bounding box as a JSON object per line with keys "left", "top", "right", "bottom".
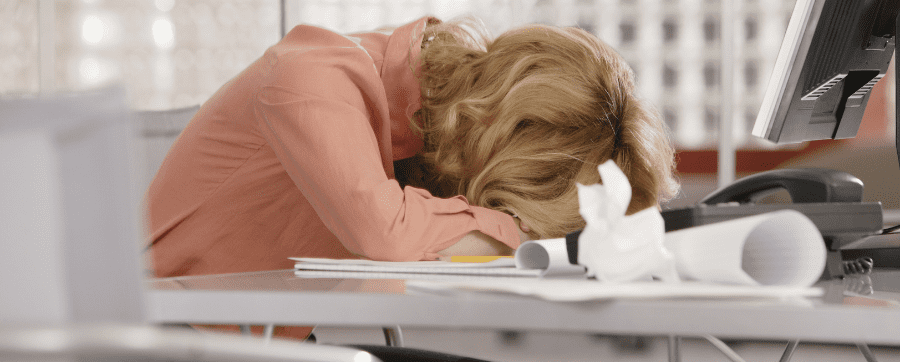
{"left": 514, "top": 160, "right": 827, "bottom": 288}
{"left": 575, "top": 160, "right": 680, "bottom": 283}
{"left": 406, "top": 278, "right": 824, "bottom": 302}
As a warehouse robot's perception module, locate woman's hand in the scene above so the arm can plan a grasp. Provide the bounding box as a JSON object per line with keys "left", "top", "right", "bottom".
{"left": 436, "top": 215, "right": 531, "bottom": 260}
{"left": 514, "top": 217, "right": 532, "bottom": 243}
{"left": 437, "top": 230, "right": 513, "bottom": 257}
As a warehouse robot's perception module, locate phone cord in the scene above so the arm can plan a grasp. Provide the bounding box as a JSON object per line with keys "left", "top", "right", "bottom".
{"left": 842, "top": 256, "right": 875, "bottom": 275}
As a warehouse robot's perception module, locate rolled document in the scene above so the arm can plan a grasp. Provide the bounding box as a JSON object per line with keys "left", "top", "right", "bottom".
{"left": 663, "top": 209, "right": 826, "bottom": 287}
{"left": 515, "top": 238, "right": 587, "bottom": 278}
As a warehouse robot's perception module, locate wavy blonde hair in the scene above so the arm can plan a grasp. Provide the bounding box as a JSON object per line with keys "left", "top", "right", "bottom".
{"left": 396, "top": 16, "right": 679, "bottom": 239}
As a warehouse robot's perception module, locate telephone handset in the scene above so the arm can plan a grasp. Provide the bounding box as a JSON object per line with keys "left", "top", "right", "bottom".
{"left": 698, "top": 168, "right": 864, "bottom": 205}
{"left": 661, "top": 168, "right": 882, "bottom": 245}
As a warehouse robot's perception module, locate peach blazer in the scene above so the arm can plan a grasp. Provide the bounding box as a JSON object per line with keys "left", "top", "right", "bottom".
{"left": 145, "top": 17, "right": 521, "bottom": 278}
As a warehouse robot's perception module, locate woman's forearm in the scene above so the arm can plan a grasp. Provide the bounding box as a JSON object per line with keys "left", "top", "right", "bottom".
{"left": 436, "top": 217, "right": 531, "bottom": 257}
{"left": 437, "top": 230, "right": 514, "bottom": 257}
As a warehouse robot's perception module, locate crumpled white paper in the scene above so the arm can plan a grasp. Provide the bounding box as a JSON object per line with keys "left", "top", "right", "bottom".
{"left": 576, "top": 160, "right": 680, "bottom": 283}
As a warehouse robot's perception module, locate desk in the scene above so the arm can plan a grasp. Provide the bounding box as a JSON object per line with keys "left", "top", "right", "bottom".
{"left": 147, "top": 270, "right": 900, "bottom": 346}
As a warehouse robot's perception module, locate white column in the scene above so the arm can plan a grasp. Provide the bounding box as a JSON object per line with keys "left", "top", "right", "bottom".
{"left": 152, "top": 10, "right": 175, "bottom": 110}
{"left": 719, "top": 0, "right": 736, "bottom": 186}
{"left": 555, "top": 0, "right": 577, "bottom": 26}
{"left": 637, "top": 0, "right": 663, "bottom": 111}
{"left": 596, "top": 0, "right": 621, "bottom": 49}
{"left": 38, "top": 0, "right": 55, "bottom": 94}
{"left": 678, "top": 0, "right": 705, "bottom": 149}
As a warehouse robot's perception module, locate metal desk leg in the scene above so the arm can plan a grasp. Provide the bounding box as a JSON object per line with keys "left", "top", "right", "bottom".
{"left": 382, "top": 326, "right": 404, "bottom": 347}
{"left": 778, "top": 340, "right": 799, "bottom": 362}
{"left": 263, "top": 324, "right": 275, "bottom": 344}
{"left": 702, "top": 335, "right": 746, "bottom": 362}
{"left": 667, "top": 335, "right": 681, "bottom": 362}
{"left": 857, "top": 343, "right": 879, "bottom": 362}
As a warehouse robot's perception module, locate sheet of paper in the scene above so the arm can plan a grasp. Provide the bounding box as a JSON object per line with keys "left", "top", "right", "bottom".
{"left": 406, "top": 278, "right": 823, "bottom": 302}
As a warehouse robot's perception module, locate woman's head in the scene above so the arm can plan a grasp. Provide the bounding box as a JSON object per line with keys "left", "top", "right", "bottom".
{"left": 408, "top": 16, "right": 680, "bottom": 239}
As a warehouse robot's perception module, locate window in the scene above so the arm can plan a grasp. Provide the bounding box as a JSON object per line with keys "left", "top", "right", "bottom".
{"left": 744, "top": 60, "right": 759, "bottom": 88}
{"left": 5, "top": 0, "right": 798, "bottom": 150}
{"left": 663, "top": 18, "right": 678, "bottom": 43}
{"left": 745, "top": 17, "right": 758, "bottom": 41}
{"left": 704, "top": 17, "right": 719, "bottom": 43}
{"left": 663, "top": 64, "right": 678, "bottom": 88}
{"left": 704, "top": 62, "right": 719, "bottom": 89}
{"left": 620, "top": 21, "right": 636, "bottom": 45}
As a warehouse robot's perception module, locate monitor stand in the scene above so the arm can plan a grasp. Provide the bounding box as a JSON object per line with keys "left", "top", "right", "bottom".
{"left": 842, "top": 16, "right": 900, "bottom": 274}
{"left": 897, "top": 12, "right": 900, "bottom": 172}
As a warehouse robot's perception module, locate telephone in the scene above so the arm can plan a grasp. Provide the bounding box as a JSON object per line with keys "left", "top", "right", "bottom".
{"left": 697, "top": 168, "right": 865, "bottom": 205}
{"left": 661, "top": 168, "right": 884, "bottom": 278}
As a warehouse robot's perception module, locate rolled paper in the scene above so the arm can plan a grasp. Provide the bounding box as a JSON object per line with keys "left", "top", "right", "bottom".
{"left": 515, "top": 239, "right": 587, "bottom": 278}
{"left": 664, "top": 209, "right": 826, "bottom": 287}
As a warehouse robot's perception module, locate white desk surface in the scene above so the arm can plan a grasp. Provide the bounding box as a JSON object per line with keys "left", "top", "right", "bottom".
{"left": 146, "top": 269, "right": 900, "bottom": 345}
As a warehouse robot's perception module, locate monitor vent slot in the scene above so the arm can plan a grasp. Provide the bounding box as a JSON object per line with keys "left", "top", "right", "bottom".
{"left": 802, "top": 1, "right": 866, "bottom": 95}
{"left": 801, "top": 74, "right": 846, "bottom": 101}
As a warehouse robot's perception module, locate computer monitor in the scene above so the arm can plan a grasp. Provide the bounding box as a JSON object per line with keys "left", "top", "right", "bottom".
{"left": 752, "top": 0, "right": 900, "bottom": 147}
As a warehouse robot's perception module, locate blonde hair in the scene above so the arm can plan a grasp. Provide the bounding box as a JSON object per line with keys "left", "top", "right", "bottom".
{"left": 399, "top": 16, "right": 679, "bottom": 239}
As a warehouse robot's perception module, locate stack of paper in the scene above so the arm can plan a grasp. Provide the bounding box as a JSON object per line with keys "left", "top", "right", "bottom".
{"left": 290, "top": 209, "right": 828, "bottom": 301}
{"left": 291, "top": 257, "right": 541, "bottom": 279}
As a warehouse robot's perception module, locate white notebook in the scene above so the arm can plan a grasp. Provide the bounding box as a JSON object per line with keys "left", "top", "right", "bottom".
{"left": 291, "top": 257, "right": 542, "bottom": 278}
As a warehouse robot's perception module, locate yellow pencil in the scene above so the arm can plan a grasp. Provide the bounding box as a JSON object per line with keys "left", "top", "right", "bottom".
{"left": 448, "top": 255, "right": 513, "bottom": 263}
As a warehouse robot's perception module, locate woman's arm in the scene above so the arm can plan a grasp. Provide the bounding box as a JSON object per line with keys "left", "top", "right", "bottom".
{"left": 437, "top": 230, "right": 513, "bottom": 257}
{"left": 256, "top": 90, "right": 522, "bottom": 261}
{"left": 437, "top": 218, "right": 531, "bottom": 257}
{"left": 254, "top": 48, "right": 521, "bottom": 261}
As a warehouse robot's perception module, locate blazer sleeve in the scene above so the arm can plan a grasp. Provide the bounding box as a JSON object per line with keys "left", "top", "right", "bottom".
{"left": 253, "top": 61, "right": 521, "bottom": 261}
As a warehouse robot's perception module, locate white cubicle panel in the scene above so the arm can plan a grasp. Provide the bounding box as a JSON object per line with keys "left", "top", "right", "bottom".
{"left": 0, "top": 91, "right": 385, "bottom": 361}
{"left": 0, "top": 88, "right": 146, "bottom": 325}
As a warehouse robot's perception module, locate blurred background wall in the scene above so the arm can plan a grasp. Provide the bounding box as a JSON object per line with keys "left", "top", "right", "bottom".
{"left": 2, "top": 0, "right": 897, "bottom": 209}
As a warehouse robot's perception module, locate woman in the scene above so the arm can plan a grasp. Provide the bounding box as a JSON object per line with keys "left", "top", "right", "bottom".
{"left": 145, "top": 12, "right": 678, "bottom": 295}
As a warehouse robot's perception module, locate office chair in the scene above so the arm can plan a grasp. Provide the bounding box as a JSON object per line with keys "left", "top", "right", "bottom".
{"left": 133, "top": 104, "right": 200, "bottom": 199}
{"left": 0, "top": 325, "right": 379, "bottom": 362}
